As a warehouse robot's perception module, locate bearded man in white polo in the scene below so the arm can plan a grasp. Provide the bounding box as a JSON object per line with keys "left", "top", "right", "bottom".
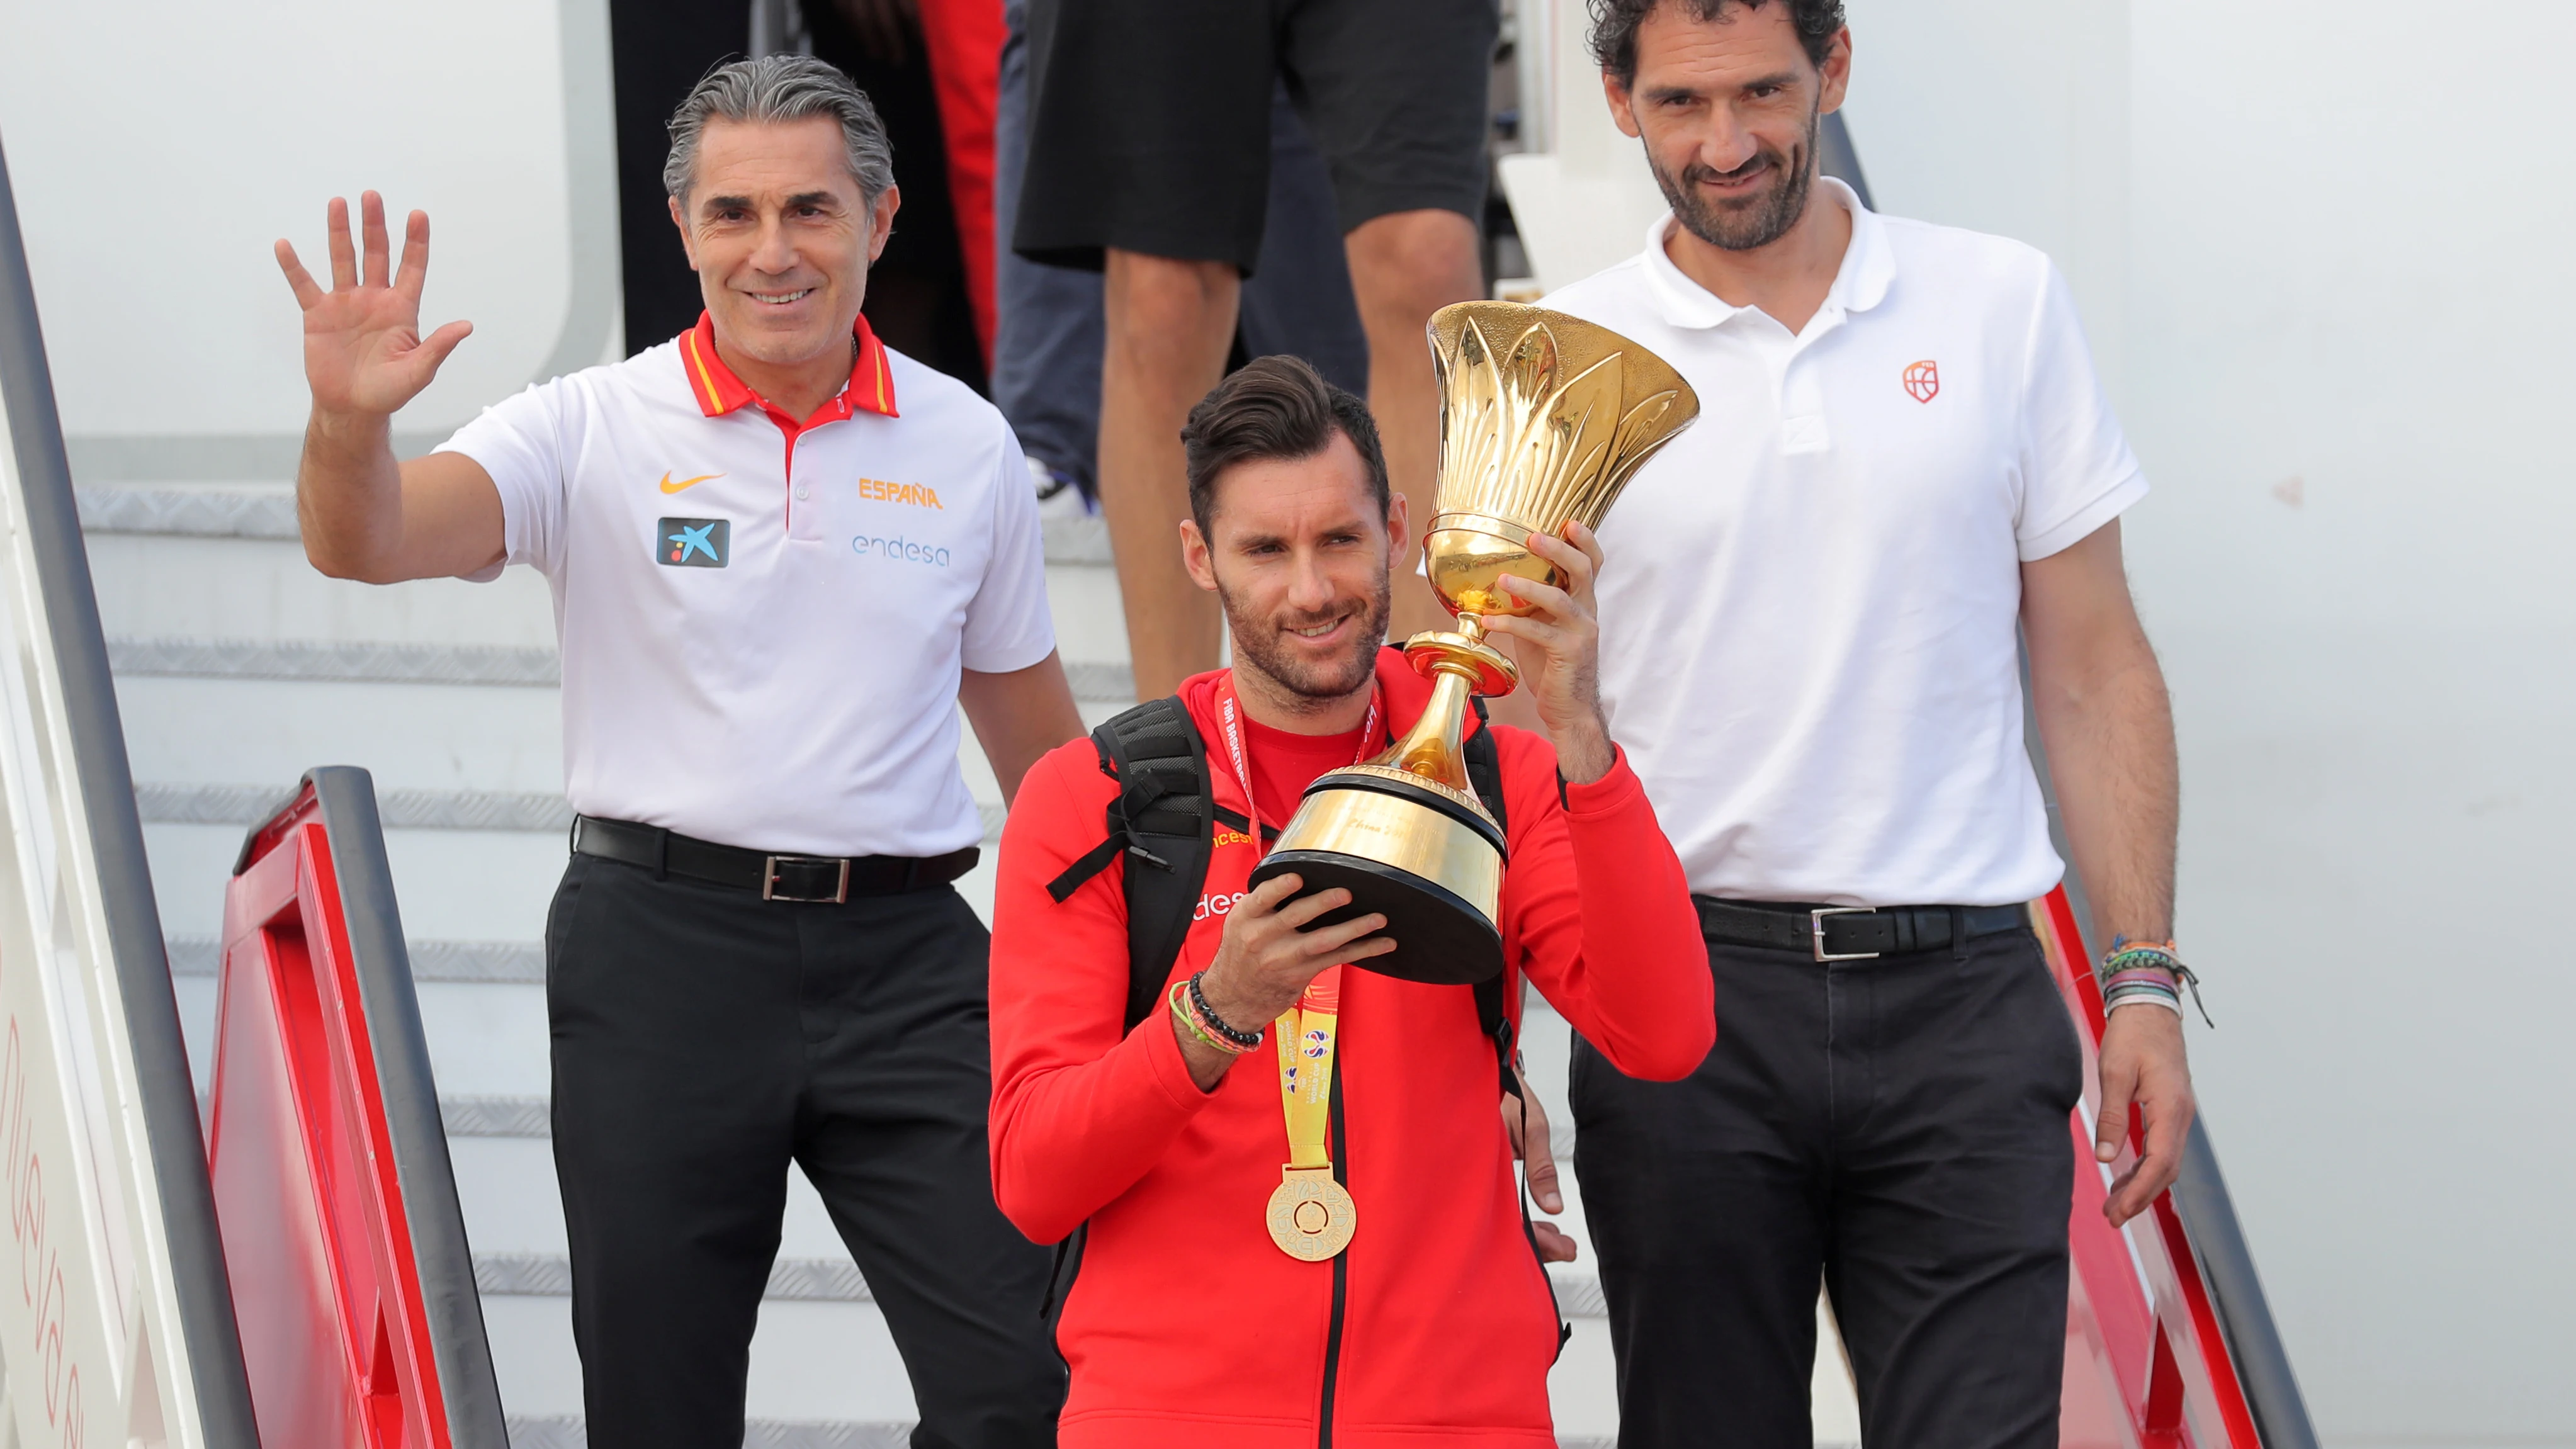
{"left": 275, "top": 56, "right": 1078, "bottom": 1447}
{"left": 1549, "top": 3, "right": 2203, "bottom": 1445}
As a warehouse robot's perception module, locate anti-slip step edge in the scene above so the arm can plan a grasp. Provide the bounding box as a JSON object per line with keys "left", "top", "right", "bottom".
{"left": 138, "top": 785, "right": 1008, "bottom": 842}
{"left": 469, "top": 1246, "right": 1605, "bottom": 1317}
{"left": 502, "top": 1420, "right": 1624, "bottom": 1449}
{"left": 167, "top": 935, "right": 546, "bottom": 982}
{"left": 477, "top": 1252, "right": 875, "bottom": 1304}
{"left": 108, "top": 635, "right": 1135, "bottom": 702}
{"left": 504, "top": 1415, "right": 917, "bottom": 1449}
{"left": 76, "top": 484, "right": 1118, "bottom": 568}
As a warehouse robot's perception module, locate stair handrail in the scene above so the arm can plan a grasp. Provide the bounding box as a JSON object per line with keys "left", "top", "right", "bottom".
{"left": 216, "top": 767, "right": 509, "bottom": 1448}
{"left": 2169, "top": 1122, "right": 2320, "bottom": 1449}
{"left": 0, "top": 131, "right": 262, "bottom": 1446}
{"left": 2026, "top": 639, "right": 2319, "bottom": 1447}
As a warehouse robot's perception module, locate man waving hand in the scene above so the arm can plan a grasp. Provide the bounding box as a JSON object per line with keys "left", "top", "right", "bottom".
{"left": 278, "top": 55, "right": 1077, "bottom": 1449}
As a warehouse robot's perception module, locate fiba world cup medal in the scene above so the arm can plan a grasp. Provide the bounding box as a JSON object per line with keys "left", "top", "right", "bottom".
{"left": 1268, "top": 1166, "right": 1358, "bottom": 1261}
{"left": 1268, "top": 991, "right": 1356, "bottom": 1260}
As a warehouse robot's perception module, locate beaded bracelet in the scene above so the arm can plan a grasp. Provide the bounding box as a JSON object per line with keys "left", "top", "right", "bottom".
{"left": 1170, "top": 979, "right": 1255, "bottom": 1056}
{"left": 1186, "top": 970, "right": 1267, "bottom": 1050}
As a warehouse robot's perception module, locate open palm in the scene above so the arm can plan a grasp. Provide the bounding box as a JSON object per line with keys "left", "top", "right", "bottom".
{"left": 276, "top": 191, "right": 473, "bottom": 418}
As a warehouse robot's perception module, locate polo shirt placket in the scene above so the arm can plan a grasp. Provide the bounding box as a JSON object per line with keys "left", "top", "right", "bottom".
{"left": 679, "top": 312, "right": 898, "bottom": 544}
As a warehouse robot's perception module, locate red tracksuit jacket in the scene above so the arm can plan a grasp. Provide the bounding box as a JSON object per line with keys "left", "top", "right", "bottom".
{"left": 988, "top": 650, "right": 1714, "bottom": 1449}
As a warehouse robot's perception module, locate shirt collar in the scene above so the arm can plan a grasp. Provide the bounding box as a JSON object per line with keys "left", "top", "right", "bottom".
{"left": 677, "top": 310, "right": 900, "bottom": 425}
{"left": 1638, "top": 174, "right": 1893, "bottom": 330}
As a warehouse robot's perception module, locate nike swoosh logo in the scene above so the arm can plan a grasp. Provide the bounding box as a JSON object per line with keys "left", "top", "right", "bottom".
{"left": 658, "top": 471, "right": 723, "bottom": 494}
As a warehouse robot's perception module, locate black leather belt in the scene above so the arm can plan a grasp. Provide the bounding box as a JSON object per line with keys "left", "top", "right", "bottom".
{"left": 572, "top": 815, "right": 978, "bottom": 903}
{"left": 1694, "top": 896, "right": 2029, "bottom": 961}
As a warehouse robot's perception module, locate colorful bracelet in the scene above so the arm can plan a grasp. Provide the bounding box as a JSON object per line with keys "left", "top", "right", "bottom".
{"left": 1170, "top": 979, "right": 1255, "bottom": 1056}
{"left": 2102, "top": 968, "right": 2181, "bottom": 993}
{"left": 1186, "top": 971, "right": 1267, "bottom": 1050}
{"left": 2103, "top": 984, "right": 2184, "bottom": 1018}
{"left": 2096, "top": 939, "right": 2212, "bottom": 1025}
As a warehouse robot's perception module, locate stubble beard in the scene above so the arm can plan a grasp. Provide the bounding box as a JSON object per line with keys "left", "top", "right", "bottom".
{"left": 1652, "top": 104, "right": 1820, "bottom": 253}
{"left": 1219, "top": 571, "right": 1393, "bottom": 716}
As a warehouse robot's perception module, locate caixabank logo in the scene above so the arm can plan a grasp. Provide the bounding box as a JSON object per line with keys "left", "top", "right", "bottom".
{"left": 657, "top": 517, "right": 730, "bottom": 568}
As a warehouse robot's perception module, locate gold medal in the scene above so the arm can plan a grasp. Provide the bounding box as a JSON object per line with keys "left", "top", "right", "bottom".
{"left": 1265, "top": 966, "right": 1352, "bottom": 1260}
{"left": 1268, "top": 1166, "right": 1357, "bottom": 1260}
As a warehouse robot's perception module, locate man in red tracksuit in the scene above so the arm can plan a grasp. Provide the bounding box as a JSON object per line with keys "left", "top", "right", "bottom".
{"left": 988, "top": 354, "right": 1715, "bottom": 1448}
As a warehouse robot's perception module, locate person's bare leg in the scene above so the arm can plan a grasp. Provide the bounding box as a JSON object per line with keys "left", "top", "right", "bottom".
{"left": 1345, "top": 208, "right": 1485, "bottom": 644}
{"left": 1100, "top": 249, "right": 1240, "bottom": 700}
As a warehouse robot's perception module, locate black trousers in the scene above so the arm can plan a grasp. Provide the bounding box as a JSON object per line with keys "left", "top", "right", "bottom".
{"left": 546, "top": 855, "right": 1066, "bottom": 1448}
{"left": 1569, "top": 920, "right": 2080, "bottom": 1449}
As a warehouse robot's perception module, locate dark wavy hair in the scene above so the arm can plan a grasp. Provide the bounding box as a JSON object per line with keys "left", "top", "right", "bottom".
{"left": 1589, "top": 0, "right": 1846, "bottom": 85}
{"left": 1182, "top": 356, "right": 1391, "bottom": 536}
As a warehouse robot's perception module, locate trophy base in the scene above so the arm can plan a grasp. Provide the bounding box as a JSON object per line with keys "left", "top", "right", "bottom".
{"left": 1251, "top": 765, "right": 1506, "bottom": 986}
{"left": 1250, "top": 851, "right": 1504, "bottom": 986}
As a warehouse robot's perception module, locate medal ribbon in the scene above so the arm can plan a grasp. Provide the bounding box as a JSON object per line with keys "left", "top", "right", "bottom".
{"left": 1275, "top": 966, "right": 1340, "bottom": 1168}
{"left": 1209, "top": 670, "right": 1381, "bottom": 1175}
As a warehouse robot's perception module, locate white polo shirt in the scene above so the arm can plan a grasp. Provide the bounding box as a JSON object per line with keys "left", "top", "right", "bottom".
{"left": 1549, "top": 179, "right": 2146, "bottom": 906}
{"left": 437, "top": 314, "right": 1056, "bottom": 857}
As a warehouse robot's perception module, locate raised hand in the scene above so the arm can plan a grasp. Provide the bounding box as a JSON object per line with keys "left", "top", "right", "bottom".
{"left": 276, "top": 192, "right": 473, "bottom": 419}
{"left": 1481, "top": 522, "right": 1616, "bottom": 784}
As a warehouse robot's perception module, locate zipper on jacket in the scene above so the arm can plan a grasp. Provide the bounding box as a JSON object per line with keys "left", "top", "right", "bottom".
{"left": 1316, "top": 1069, "right": 1350, "bottom": 1449}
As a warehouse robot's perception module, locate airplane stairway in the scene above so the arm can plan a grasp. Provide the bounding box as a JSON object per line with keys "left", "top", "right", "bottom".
{"left": 7, "top": 124, "right": 2315, "bottom": 1446}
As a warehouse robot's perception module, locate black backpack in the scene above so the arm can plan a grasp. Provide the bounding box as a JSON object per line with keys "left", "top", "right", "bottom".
{"left": 1042, "top": 694, "right": 1565, "bottom": 1346}
{"left": 1044, "top": 694, "right": 1523, "bottom": 1086}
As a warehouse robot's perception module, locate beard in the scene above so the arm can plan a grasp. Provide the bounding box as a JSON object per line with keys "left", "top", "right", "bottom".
{"left": 1651, "top": 104, "right": 1819, "bottom": 252}
{"left": 1218, "top": 568, "right": 1393, "bottom": 713}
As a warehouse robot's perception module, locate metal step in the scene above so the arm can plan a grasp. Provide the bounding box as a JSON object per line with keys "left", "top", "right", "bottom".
{"left": 79, "top": 484, "right": 1132, "bottom": 668}
{"left": 110, "top": 634, "right": 1135, "bottom": 703}
{"left": 76, "top": 484, "right": 1120, "bottom": 568}
{"left": 477, "top": 1252, "right": 876, "bottom": 1304}
{"left": 504, "top": 1418, "right": 916, "bottom": 1449}
{"left": 499, "top": 1418, "right": 1618, "bottom": 1449}
{"left": 135, "top": 782, "right": 1008, "bottom": 841}
{"left": 169, "top": 935, "right": 545, "bottom": 982}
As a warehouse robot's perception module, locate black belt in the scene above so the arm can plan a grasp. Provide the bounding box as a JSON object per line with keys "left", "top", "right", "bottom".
{"left": 1693, "top": 896, "right": 2029, "bottom": 961}
{"left": 572, "top": 815, "right": 978, "bottom": 903}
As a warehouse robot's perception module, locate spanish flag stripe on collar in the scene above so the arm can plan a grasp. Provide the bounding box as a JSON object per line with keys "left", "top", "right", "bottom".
{"left": 678, "top": 310, "right": 900, "bottom": 424}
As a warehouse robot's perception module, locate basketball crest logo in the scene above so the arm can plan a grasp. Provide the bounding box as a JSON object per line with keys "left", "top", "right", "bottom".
{"left": 1903, "top": 359, "right": 1940, "bottom": 403}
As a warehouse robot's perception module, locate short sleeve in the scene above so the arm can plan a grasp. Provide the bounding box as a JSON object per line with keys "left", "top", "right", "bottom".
{"left": 434, "top": 380, "right": 572, "bottom": 580}
{"left": 959, "top": 424, "right": 1058, "bottom": 674}
{"left": 2013, "top": 262, "right": 2149, "bottom": 561}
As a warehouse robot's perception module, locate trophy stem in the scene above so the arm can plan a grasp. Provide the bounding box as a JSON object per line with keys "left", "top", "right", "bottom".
{"left": 1378, "top": 665, "right": 1475, "bottom": 794}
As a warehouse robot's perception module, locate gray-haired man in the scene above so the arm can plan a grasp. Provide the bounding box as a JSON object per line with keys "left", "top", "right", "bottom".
{"left": 275, "top": 55, "right": 1076, "bottom": 1445}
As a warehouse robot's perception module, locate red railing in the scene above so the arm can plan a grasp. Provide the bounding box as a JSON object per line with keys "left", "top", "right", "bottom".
{"left": 2037, "top": 886, "right": 2266, "bottom": 1448}
{"left": 203, "top": 769, "right": 504, "bottom": 1449}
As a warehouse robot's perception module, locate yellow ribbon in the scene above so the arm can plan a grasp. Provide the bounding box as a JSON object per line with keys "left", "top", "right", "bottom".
{"left": 1274, "top": 965, "right": 1343, "bottom": 1171}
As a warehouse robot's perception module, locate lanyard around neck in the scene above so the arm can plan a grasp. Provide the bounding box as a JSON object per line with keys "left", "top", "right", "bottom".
{"left": 1208, "top": 670, "right": 1381, "bottom": 1196}
{"left": 1209, "top": 670, "right": 1381, "bottom": 847}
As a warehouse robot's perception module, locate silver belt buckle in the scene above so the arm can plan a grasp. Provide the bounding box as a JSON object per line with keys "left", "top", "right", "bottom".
{"left": 1811, "top": 906, "right": 1879, "bottom": 962}
{"left": 762, "top": 854, "right": 852, "bottom": 904}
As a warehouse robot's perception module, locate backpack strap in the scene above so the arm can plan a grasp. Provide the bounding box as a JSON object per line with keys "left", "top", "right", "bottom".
{"left": 1040, "top": 697, "right": 1221, "bottom": 1324}
{"left": 1463, "top": 700, "right": 1571, "bottom": 1353}
{"left": 1462, "top": 699, "right": 1518, "bottom": 1100}
{"left": 1044, "top": 696, "right": 1218, "bottom": 1032}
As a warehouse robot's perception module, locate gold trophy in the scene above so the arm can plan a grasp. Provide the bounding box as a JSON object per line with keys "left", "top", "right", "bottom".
{"left": 1248, "top": 302, "right": 1699, "bottom": 984}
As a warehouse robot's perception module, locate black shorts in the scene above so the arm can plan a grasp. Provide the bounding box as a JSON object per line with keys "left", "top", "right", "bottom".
{"left": 1015, "top": 0, "right": 1498, "bottom": 273}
